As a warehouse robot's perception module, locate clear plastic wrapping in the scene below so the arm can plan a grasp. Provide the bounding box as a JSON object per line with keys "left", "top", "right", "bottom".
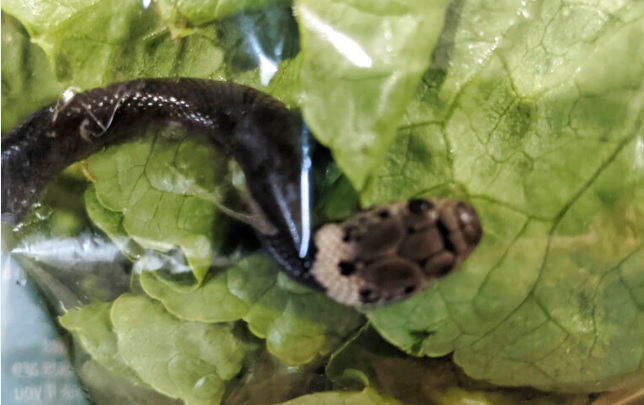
{"left": 2, "top": 1, "right": 644, "bottom": 404}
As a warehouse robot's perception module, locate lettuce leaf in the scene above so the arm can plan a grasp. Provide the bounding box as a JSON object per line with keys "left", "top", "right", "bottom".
{"left": 2, "top": 0, "right": 227, "bottom": 88}
{"left": 58, "top": 302, "right": 147, "bottom": 387}
{"left": 274, "top": 387, "right": 401, "bottom": 405}
{"left": 325, "top": 326, "right": 580, "bottom": 405}
{"left": 111, "top": 294, "right": 254, "bottom": 405}
{"left": 84, "top": 185, "right": 147, "bottom": 260}
{"left": 140, "top": 255, "right": 363, "bottom": 365}
{"left": 366, "top": 0, "right": 644, "bottom": 392}
{"left": 156, "top": 0, "right": 291, "bottom": 31}
{"left": 294, "top": 0, "right": 451, "bottom": 189}
{"left": 1, "top": 13, "right": 63, "bottom": 131}
{"left": 77, "top": 360, "right": 182, "bottom": 405}
{"left": 84, "top": 128, "right": 229, "bottom": 282}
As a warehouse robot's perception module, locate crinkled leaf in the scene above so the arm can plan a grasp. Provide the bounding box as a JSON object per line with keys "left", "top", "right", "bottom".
{"left": 2, "top": 0, "right": 226, "bottom": 88}
{"left": 59, "top": 302, "right": 146, "bottom": 386}
{"left": 78, "top": 360, "right": 182, "bottom": 405}
{"left": 294, "top": 0, "right": 451, "bottom": 189}
{"left": 429, "top": 389, "right": 579, "bottom": 405}
{"left": 111, "top": 294, "right": 253, "bottom": 405}
{"left": 86, "top": 185, "right": 200, "bottom": 277}
{"left": 84, "top": 186, "right": 145, "bottom": 260}
{"left": 141, "top": 255, "right": 363, "bottom": 365}
{"left": 156, "top": 0, "right": 291, "bottom": 30}
{"left": 366, "top": 0, "right": 644, "bottom": 392}
{"left": 326, "top": 326, "right": 582, "bottom": 405}
{"left": 224, "top": 349, "right": 327, "bottom": 404}
{"left": 85, "top": 128, "right": 229, "bottom": 282}
{"left": 2, "top": 0, "right": 102, "bottom": 36}
{"left": 140, "top": 269, "right": 247, "bottom": 322}
{"left": 1, "top": 13, "right": 63, "bottom": 131}
{"left": 275, "top": 387, "right": 400, "bottom": 405}
{"left": 229, "top": 55, "right": 304, "bottom": 108}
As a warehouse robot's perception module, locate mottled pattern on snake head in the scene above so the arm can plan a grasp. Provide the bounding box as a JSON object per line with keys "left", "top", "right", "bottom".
{"left": 311, "top": 198, "right": 483, "bottom": 306}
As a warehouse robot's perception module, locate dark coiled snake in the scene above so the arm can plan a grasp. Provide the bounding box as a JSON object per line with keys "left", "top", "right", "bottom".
{"left": 1, "top": 78, "right": 482, "bottom": 306}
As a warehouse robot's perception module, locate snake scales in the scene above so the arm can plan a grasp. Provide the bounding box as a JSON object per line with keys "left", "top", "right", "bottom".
{"left": 1, "top": 78, "right": 482, "bottom": 306}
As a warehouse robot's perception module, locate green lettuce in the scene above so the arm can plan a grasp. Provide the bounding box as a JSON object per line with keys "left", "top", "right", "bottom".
{"left": 84, "top": 127, "right": 230, "bottom": 282}
{"left": 274, "top": 387, "right": 401, "bottom": 405}
{"left": 325, "top": 326, "right": 580, "bottom": 405}
{"left": 84, "top": 185, "right": 145, "bottom": 260}
{"left": 59, "top": 297, "right": 255, "bottom": 405}
{"left": 295, "top": 0, "right": 452, "bottom": 189}
{"left": 140, "top": 255, "right": 363, "bottom": 365}
{"left": 3, "top": 0, "right": 643, "bottom": 401}
{"left": 1, "top": 13, "right": 63, "bottom": 131}
{"left": 58, "top": 302, "right": 149, "bottom": 387}
{"left": 111, "top": 294, "right": 254, "bottom": 405}
{"left": 1, "top": 0, "right": 227, "bottom": 88}
{"left": 366, "top": 0, "right": 644, "bottom": 391}
{"left": 156, "top": 0, "right": 291, "bottom": 33}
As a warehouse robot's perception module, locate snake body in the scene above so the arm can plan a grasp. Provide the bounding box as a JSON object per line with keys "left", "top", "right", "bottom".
{"left": 1, "top": 79, "right": 482, "bottom": 306}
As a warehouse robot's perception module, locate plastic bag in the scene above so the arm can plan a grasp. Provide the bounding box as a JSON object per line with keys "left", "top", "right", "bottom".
{"left": 2, "top": 1, "right": 643, "bottom": 404}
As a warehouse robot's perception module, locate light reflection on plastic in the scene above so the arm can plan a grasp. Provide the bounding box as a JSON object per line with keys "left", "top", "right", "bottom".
{"left": 258, "top": 54, "right": 279, "bottom": 86}
{"left": 61, "top": 88, "right": 77, "bottom": 103}
{"left": 239, "top": 14, "right": 280, "bottom": 85}
{"left": 11, "top": 234, "right": 122, "bottom": 265}
{"left": 519, "top": 0, "right": 531, "bottom": 18}
{"left": 298, "top": 127, "right": 312, "bottom": 258}
{"left": 132, "top": 249, "right": 191, "bottom": 274}
{"left": 272, "top": 177, "right": 302, "bottom": 253}
{"left": 264, "top": 126, "right": 313, "bottom": 258}
{"left": 298, "top": 6, "right": 372, "bottom": 68}
{"left": 194, "top": 376, "right": 206, "bottom": 389}
{"left": 10, "top": 233, "right": 193, "bottom": 274}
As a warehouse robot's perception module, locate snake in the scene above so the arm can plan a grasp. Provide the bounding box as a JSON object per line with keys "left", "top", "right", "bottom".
{"left": 1, "top": 78, "right": 482, "bottom": 306}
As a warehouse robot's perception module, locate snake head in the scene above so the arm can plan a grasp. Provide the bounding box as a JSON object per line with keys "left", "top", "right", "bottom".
{"left": 311, "top": 198, "right": 482, "bottom": 306}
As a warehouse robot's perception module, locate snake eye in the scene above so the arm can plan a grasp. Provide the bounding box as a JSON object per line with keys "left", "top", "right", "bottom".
{"left": 338, "top": 260, "right": 356, "bottom": 276}
{"left": 455, "top": 202, "right": 483, "bottom": 245}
